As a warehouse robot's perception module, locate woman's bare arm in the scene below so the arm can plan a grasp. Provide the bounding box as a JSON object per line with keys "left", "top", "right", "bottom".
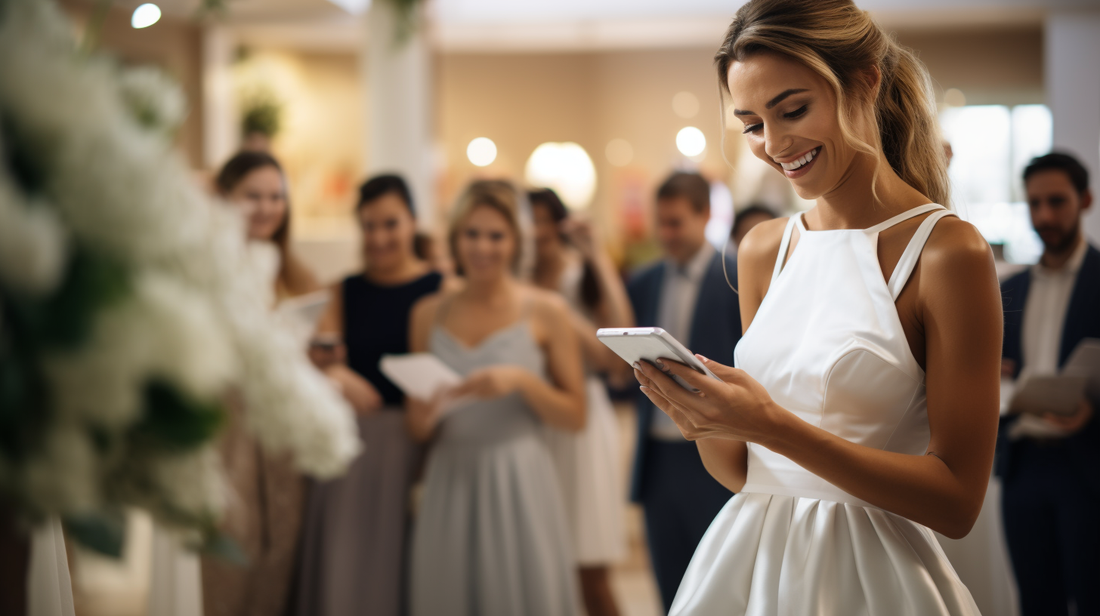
{"left": 517, "top": 292, "right": 588, "bottom": 431}
{"left": 638, "top": 219, "right": 1002, "bottom": 538}
{"left": 691, "top": 219, "right": 787, "bottom": 492}
{"left": 405, "top": 293, "right": 446, "bottom": 442}
{"left": 309, "top": 281, "right": 382, "bottom": 414}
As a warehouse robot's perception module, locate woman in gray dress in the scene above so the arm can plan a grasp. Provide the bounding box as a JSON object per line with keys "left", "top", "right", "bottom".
{"left": 406, "top": 180, "right": 586, "bottom": 616}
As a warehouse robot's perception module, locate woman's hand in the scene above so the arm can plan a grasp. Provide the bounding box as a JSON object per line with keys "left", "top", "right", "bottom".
{"left": 634, "top": 355, "right": 784, "bottom": 445}
{"left": 561, "top": 217, "right": 598, "bottom": 260}
{"left": 406, "top": 390, "right": 449, "bottom": 442}
{"left": 452, "top": 366, "right": 529, "bottom": 401}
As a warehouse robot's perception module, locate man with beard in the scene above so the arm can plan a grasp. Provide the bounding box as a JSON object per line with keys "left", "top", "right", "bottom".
{"left": 999, "top": 151, "right": 1100, "bottom": 616}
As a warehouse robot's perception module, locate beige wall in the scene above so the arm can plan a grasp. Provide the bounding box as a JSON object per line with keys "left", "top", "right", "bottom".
{"left": 61, "top": 0, "right": 206, "bottom": 169}
{"left": 437, "top": 48, "right": 741, "bottom": 262}
{"left": 437, "top": 25, "right": 1044, "bottom": 262}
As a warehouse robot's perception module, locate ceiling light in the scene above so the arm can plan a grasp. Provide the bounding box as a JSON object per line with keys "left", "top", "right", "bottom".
{"left": 131, "top": 3, "right": 161, "bottom": 29}
{"left": 676, "top": 126, "right": 706, "bottom": 158}
{"left": 466, "top": 137, "right": 497, "bottom": 167}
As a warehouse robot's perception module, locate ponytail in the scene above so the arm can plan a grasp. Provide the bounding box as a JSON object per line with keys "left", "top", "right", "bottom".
{"left": 715, "top": 0, "right": 951, "bottom": 208}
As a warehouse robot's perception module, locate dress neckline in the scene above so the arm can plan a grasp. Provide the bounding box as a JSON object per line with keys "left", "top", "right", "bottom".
{"left": 434, "top": 320, "right": 530, "bottom": 354}
{"left": 795, "top": 203, "right": 942, "bottom": 234}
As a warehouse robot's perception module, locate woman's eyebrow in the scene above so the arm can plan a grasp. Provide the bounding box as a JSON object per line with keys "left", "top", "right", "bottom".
{"left": 733, "top": 88, "right": 810, "bottom": 116}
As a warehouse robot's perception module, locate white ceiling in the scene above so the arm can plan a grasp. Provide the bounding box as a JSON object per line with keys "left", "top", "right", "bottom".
{"left": 135, "top": 0, "right": 1096, "bottom": 52}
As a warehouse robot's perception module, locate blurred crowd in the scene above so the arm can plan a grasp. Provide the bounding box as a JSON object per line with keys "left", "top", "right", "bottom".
{"left": 201, "top": 143, "right": 1096, "bottom": 616}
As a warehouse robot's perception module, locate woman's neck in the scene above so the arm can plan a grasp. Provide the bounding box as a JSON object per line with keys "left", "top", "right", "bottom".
{"left": 365, "top": 257, "right": 428, "bottom": 286}
{"left": 812, "top": 151, "right": 928, "bottom": 230}
{"left": 462, "top": 274, "right": 516, "bottom": 306}
{"left": 534, "top": 244, "right": 568, "bottom": 290}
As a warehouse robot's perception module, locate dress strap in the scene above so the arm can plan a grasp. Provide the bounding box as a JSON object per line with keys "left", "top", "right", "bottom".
{"left": 866, "top": 203, "right": 943, "bottom": 234}
{"left": 886, "top": 209, "right": 956, "bottom": 300}
{"left": 771, "top": 217, "right": 798, "bottom": 284}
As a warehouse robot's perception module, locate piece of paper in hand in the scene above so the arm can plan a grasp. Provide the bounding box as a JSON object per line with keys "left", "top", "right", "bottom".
{"left": 380, "top": 353, "right": 462, "bottom": 401}
{"left": 1062, "top": 338, "right": 1100, "bottom": 400}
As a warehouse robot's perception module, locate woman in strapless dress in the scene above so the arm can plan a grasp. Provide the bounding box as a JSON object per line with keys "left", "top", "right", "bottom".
{"left": 632, "top": 1, "right": 1003, "bottom": 614}
{"left": 406, "top": 180, "right": 586, "bottom": 616}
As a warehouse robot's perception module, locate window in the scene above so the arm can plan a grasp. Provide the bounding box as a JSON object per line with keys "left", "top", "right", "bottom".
{"left": 940, "top": 104, "right": 1051, "bottom": 264}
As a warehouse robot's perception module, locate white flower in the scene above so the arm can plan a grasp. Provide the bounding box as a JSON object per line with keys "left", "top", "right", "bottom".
{"left": 44, "top": 272, "right": 238, "bottom": 427}
{"left": 0, "top": 165, "right": 68, "bottom": 296}
{"left": 147, "top": 448, "right": 228, "bottom": 523}
{"left": 22, "top": 421, "right": 100, "bottom": 515}
{"left": 117, "top": 66, "right": 187, "bottom": 133}
{"left": 0, "top": 0, "right": 360, "bottom": 536}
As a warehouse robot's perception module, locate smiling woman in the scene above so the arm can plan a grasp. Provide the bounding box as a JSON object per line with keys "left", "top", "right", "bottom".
{"left": 634, "top": 1, "right": 1003, "bottom": 614}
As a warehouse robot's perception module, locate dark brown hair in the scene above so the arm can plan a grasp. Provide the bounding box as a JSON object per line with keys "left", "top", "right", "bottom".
{"left": 528, "top": 188, "right": 600, "bottom": 311}
{"left": 656, "top": 172, "right": 711, "bottom": 213}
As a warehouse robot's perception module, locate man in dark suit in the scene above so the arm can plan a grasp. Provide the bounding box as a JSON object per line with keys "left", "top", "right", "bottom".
{"left": 627, "top": 172, "right": 741, "bottom": 612}
{"left": 999, "top": 152, "right": 1100, "bottom": 616}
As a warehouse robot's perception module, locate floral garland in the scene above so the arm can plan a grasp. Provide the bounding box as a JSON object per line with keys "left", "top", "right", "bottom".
{"left": 0, "top": 0, "right": 359, "bottom": 554}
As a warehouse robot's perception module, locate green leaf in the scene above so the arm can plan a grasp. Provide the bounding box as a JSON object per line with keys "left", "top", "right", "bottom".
{"left": 202, "top": 531, "right": 248, "bottom": 566}
{"left": 133, "top": 381, "right": 226, "bottom": 451}
{"left": 64, "top": 510, "right": 126, "bottom": 558}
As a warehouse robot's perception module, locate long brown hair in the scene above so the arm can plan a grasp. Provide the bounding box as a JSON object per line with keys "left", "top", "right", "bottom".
{"left": 215, "top": 151, "right": 318, "bottom": 298}
{"left": 714, "top": 0, "right": 950, "bottom": 208}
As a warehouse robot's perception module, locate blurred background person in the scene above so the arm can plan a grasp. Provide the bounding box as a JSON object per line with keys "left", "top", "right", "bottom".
{"left": 999, "top": 152, "right": 1099, "bottom": 616}
{"left": 204, "top": 151, "right": 319, "bottom": 616}
{"left": 293, "top": 174, "right": 443, "bottom": 616}
{"left": 406, "top": 180, "right": 586, "bottom": 616}
{"left": 530, "top": 187, "right": 632, "bottom": 616}
{"left": 415, "top": 230, "right": 459, "bottom": 282}
{"left": 625, "top": 172, "right": 741, "bottom": 612}
{"left": 729, "top": 204, "right": 777, "bottom": 250}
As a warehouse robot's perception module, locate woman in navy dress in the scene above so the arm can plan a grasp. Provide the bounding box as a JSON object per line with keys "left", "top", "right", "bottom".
{"left": 293, "top": 175, "right": 442, "bottom": 616}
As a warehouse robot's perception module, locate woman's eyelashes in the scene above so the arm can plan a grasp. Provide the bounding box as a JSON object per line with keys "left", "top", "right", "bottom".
{"left": 740, "top": 104, "right": 810, "bottom": 134}
{"left": 783, "top": 104, "right": 809, "bottom": 119}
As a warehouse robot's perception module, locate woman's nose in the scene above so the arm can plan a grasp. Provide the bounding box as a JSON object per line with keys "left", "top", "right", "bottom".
{"left": 763, "top": 126, "right": 793, "bottom": 162}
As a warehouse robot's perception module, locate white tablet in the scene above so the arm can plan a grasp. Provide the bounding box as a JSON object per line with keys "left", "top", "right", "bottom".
{"left": 597, "top": 327, "right": 720, "bottom": 392}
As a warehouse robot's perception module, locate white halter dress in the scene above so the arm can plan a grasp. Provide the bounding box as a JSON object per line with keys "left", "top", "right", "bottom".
{"left": 670, "top": 204, "right": 982, "bottom": 616}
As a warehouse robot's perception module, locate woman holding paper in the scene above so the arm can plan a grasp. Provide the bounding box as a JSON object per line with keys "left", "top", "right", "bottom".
{"left": 292, "top": 174, "right": 442, "bottom": 616}
{"left": 406, "top": 180, "right": 586, "bottom": 616}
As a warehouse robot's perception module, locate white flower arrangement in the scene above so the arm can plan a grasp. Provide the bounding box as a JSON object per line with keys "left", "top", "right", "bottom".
{"left": 0, "top": 0, "right": 360, "bottom": 553}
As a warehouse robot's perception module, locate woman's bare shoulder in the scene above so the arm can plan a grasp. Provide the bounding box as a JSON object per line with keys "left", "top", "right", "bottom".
{"left": 921, "top": 216, "right": 994, "bottom": 272}
{"left": 409, "top": 290, "right": 450, "bottom": 327}
{"left": 738, "top": 215, "right": 790, "bottom": 279}
{"left": 526, "top": 284, "right": 572, "bottom": 322}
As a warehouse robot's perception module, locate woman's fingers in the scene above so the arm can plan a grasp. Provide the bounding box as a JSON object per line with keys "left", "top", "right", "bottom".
{"left": 696, "top": 355, "right": 742, "bottom": 382}
{"left": 637, "top": 360, "right": 706, "bottom": 409}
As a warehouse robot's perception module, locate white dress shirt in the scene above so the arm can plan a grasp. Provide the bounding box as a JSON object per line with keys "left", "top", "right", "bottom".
{"left": 1010, "top": 237, "right": 1088, "bottom": 440}
{"left": 649, "top": 242, "right": 715, "bottom": 441}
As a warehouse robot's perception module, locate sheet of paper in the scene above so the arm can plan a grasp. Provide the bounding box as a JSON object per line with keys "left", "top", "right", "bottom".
{"left": 1061, "top": 338, "right": 1100, "bottom": 400}
{"left": 278, "top": 289, "right": 331, "bottom": 328}
{"left": 379, "top": 353, "right": 463, "bottom": 401}
{"left": 1008, "top": 374, "right": 1087, "bottom": 416}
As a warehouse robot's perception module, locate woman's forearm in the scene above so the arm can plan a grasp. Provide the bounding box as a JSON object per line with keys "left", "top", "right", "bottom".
{"left": 697, "top": 439, "right": 749, "bottom": 493}
{"left": 515, "top": 371, "right": 587, "bottom": 432}
{"left": 763, "top": 406, "right": 985, "bottom": 538}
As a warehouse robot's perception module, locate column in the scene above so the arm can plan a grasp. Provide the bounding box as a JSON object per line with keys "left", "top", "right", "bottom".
{"left": 202, "top": 25, "right": 237, "bottom": 170}
{"left": 362, "top": 1, "right": 435, "bottom": 226}
{"left": 1045, "top": 9, "right": 1100, "bottom": 242}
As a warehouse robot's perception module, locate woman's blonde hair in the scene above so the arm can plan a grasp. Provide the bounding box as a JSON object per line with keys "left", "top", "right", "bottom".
{"left": 448, "top": 179, "right": 533, "bottom": 277}
{"left": 715, "top": 0, "right": 950, "bottom": 208}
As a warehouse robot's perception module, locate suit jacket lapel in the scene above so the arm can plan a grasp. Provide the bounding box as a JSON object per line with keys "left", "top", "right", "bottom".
{"left": 1059, "top": 245, "right": 1100, "bottom": 367}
